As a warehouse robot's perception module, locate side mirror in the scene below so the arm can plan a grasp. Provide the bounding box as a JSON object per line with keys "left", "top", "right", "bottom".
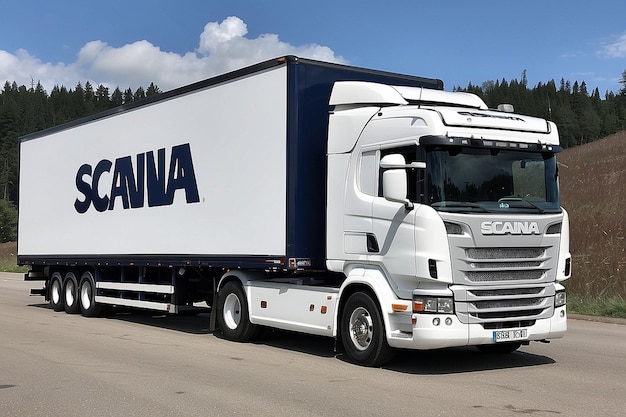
{"left": 380, "top": 154, "right": 418, "bottom": 210}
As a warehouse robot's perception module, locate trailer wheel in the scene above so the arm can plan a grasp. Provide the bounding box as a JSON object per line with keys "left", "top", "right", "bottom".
{"left": 63, "top": 271, "right": 80, "bottom": 314}
{"left": 49, "top": 272, "right": 64, "bottom": 312}
{"left": 79, "top": 271, "right": 102, "bottom": 317}
{"left": 217, "top": 281, "right": 258, "bottom": 342}
{"left": 341, "top": 291, "right": 394, "bottom": 367}
{"left": 477, "top": 342, "right": 522, "bottom": 354}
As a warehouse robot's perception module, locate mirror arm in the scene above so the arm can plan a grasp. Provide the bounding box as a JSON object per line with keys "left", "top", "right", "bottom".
{"left": 386, "top": 196, "right": 414, "bottom": 211}
{"left": 380, "top": 161, "right": 426, "bottom": 170}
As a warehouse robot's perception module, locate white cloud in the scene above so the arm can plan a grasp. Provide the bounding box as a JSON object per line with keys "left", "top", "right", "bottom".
{"left": 193, "top": 16, "right": 343, "bottom": 77}
{"left": 198, "top": 16, "right": 249, "bottom": 55}
{"left": 600, "top": 31, "right": 626, "bottom": 58}
{"left": 0, "top": 16, "right": 346, "bottom": 92}
{"left": 0, "top": 49, "right": 74, "bottom": 89}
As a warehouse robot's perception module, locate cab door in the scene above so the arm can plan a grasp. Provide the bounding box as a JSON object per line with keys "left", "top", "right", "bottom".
{"left": 369, "top": 145, "right": 420, "bottom": 292}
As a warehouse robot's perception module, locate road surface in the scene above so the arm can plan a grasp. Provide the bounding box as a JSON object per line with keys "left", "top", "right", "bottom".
{"left": 1, "top": 272, "right": 624, "bottom": 416}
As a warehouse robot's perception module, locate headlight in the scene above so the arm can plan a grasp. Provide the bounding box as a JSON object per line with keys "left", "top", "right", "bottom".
{"left": 413, "top": 296, "right": 454, "bottom": 314}
{"left": 555, "top": 291, "right": 566, "bottom": 307}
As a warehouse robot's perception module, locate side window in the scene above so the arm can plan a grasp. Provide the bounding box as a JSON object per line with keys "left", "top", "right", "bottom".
{"left": 359, "top": 150, "right": 378, "bottom": 196}
{"left": 379, "top": 145, "right": 425, "bottom": 203}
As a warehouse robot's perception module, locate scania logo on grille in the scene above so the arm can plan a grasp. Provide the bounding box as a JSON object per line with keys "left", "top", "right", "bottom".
{"left": 481, "top": 221, "right": 540, "bottom": 235}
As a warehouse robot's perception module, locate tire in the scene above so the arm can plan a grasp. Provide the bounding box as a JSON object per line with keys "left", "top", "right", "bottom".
{"left": 217, "top": 281, "right": 258, "bottom": 342}
{"left": 477, "top": 342, "right": 522, "bottom": 354}
{"left": 49, "top": 272, "right": 64, "bottom": 312}
{"left": 79, "top": 271, "right": 102, "bottom": 317}
{"left": 341, "top": 291, "right": 394, "bottom": 367}
{"left": 63, "top": 271, "right": 80, "bottom": 314}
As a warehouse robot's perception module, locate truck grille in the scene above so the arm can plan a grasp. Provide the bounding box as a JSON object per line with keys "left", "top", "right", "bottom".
{"left": 453, "top": 284, "right": 555, "bottom": 325}
{"left": 466, "top": 270, "right": 545, "bottom": 282}
{"left": 443, "top": 214, "right": 563, "bottom": 327}
{"left": 472, "top": 297, "right": 543, "bottom": 309}
{"left": 450, "top": 245, "right": 558, "bottom": 325}
{"left": 466, "top": 247, "right": 544, "bottom": 259}
{"left": 462, "top": 246, "right": 550, "bottom": 284}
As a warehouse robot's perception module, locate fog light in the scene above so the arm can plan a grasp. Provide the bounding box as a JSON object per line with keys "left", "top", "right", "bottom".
{"left": 445, "top": 317, "right": 453, "bottom": 326}
{"left": 432, "top": 318, "right": 440, "bottom": 326}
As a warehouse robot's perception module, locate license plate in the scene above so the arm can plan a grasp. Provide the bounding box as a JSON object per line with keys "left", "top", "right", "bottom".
{"left": 493, "top": 329, "right": 528, "bottom": 343}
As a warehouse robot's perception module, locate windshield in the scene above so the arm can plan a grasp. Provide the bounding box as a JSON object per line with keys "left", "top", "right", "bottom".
{"left": 426, "top": 146, "right": 561, "bottom": 213}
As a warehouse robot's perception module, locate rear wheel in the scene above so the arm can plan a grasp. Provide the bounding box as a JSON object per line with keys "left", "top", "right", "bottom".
{"left": 79, "top": 271, "right": 102, "bottom": 317}
{"left": 217, "top": 281, "right": 258, "bottom": 341}
{"left": 341, "top": 291, "right": 394, "bottom": 367}
{"left": 49, "top": 272, "right": 64, "bottom": 312}
{"left": 63, "top": 271, "right": 80, "bottom": 314}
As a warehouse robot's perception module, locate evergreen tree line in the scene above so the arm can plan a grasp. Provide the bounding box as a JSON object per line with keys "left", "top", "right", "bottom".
{"left": 0, "top": 72, "right": 625, "bottom": 242}
{"left": 0, "top": 80, "right": 161, "bottom": 241}
{"left": 455, "top": 69, "right": 626, "bottom": 149}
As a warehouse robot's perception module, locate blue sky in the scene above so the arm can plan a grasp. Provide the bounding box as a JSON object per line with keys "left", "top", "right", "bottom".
{"left": 1, "top": 0, "right": 625, "bottom": 95}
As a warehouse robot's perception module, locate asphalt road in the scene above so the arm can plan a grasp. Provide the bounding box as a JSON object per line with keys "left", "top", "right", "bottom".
{"left": 1, "top": 272, "right": 624, "bottom": 417}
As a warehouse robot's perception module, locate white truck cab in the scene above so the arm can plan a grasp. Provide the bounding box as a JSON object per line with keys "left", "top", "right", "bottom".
{"left": 324, "top": 82, "right": 569, "bottom": 361}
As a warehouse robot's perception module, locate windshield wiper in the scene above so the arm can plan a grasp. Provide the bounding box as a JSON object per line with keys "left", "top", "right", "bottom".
{"left": 432, "top": 201, "right": 489, "bottom": 213}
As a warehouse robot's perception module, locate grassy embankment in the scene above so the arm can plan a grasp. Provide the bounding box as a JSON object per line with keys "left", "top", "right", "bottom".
{"left": 0, "top": 242, "right": 26, "bottom": 273}
{"left": 559, "top": 131, "right": 626, "bottom": 318}
{"left": 3, "top": 133, "right": 624, "bottom": 317}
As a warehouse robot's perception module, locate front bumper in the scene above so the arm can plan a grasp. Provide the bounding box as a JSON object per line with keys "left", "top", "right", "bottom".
{"left": 387, "top": 305, "right": 567, "bottom": 350}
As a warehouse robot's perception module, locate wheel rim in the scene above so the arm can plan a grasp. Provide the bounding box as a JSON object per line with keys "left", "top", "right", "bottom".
{"left": 65, "top": 280, "right": 76, "bottom": 306}
{"left": 51, "top": 280, "right": 61, "bottom": 305}
{"left": 80, "top": 282, "right": 92, "bottom": 310}
{"left": 223, "top": 293, "right": 241, "bottom": 330}
{"left": 349, "top": 307, "right": 373, "bottom": 351}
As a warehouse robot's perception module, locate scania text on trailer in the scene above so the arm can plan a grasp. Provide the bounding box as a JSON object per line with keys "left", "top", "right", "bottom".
{"left": 19, "top": 56, "right": 570, "bottom": 366}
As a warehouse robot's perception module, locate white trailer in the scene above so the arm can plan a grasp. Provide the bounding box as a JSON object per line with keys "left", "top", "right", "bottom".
{"left": 20, "top": 56, "right": 570, "bottom": 366}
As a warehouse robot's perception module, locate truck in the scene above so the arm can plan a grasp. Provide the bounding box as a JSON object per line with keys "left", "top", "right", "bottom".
{"left": 19, "top": 56, "right": 570, "bottom": 366}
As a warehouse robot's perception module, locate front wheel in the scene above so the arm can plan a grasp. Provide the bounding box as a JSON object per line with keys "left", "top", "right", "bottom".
{"left": 217, "top": 281, "right": 258, "bottom": 342}
{"left": 341, "top": 292, "right": 394, "bottom": 367}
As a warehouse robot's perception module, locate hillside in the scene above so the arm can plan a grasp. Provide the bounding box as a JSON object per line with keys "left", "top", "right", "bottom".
{"left": 558, "top": 131, "right": 626, "bottom": 296}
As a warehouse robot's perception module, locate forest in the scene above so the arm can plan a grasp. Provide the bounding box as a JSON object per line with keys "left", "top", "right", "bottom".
{"left": 456, "top": 70, "right": 626, "bottom": 148}
{"left": 0, "top": 71, "right": 625, "bottom": 242}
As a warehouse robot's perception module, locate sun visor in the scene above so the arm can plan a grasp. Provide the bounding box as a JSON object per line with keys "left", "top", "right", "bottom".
{"left": 437, "top": 108, "right": 552, "bottom": 133}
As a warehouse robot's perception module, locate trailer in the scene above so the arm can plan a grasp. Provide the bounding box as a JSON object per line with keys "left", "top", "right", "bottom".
{"left": 20, "top": 56, "right": 570, "bottom": 366}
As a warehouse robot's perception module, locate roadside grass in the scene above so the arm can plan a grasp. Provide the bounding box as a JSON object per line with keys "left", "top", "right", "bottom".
{"left": 0, "top": 259, "right": 28, "bottom": 273}
{"left": 567, "top": 294, "right": 626, "bottom": 319}
{"left": 558, "top": 131, "right": 626, "bottom": 319}
{"left": 0, "top": 242, "right": 28, "bottom": 273}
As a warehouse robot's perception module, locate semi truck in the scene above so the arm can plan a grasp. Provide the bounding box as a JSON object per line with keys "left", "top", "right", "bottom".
{"left": 19, "top": 56, "right": 570, "bottom": 366}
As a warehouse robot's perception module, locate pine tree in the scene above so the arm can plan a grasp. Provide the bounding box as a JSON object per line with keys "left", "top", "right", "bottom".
{"left": 111, "top": 88, "right": 123, "bottom": 107}
{"left": 134, "top": 86, "right": 146, "bottom": 101}
{"left": 123, "top": 88, "right": 134, "bottom": 104}
{"left": 95, "top": 84, "right": 110, "bottom": 111}
{"left": 146, "top": 83, "right": 161, "bottom": 97}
